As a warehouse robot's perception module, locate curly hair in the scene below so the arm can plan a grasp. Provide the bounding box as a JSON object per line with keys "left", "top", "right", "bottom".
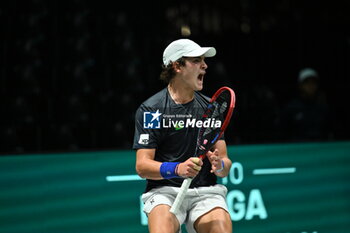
{"left": 159, "top": 58, "right": 186, "bottom": 84}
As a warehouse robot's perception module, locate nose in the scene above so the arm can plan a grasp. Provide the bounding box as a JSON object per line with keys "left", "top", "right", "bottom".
{"left": 201, "top": 60, "right": 208, "bottom": 69}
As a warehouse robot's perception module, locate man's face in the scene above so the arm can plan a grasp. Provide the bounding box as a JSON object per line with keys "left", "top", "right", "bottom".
{"left": 179, "top": 56, "right": 208, "bottom": 91}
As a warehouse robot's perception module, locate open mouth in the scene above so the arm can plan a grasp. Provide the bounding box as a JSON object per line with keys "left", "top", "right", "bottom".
{"left": 198, "top": 74, "right": 204, "bottom": 81}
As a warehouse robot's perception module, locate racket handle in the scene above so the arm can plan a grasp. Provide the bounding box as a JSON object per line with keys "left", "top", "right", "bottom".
{"left": 170, "top": 177, "right": 193, "bottom": 214}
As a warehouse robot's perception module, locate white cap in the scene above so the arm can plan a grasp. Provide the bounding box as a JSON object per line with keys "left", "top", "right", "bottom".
{"left": 163, "top": 39, "right": 216, "bottom": 65}
{"left": 298, "top": 68, "right": 318, "bottom": 83}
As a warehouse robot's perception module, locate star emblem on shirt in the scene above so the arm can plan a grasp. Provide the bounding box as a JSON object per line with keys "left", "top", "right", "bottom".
{"left": 150, "top": 109, "right": 162, "bottom": 122}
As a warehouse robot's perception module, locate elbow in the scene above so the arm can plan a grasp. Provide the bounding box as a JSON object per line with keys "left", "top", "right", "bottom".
{"left": 135, "top": 163, "right": 146, "bottom": 179}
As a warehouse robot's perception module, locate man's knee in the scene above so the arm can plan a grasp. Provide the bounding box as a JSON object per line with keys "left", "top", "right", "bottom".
{"left": 196, "top": 219, "right": 231, "bottom": 233}
{"left": 194, "top": 208, "right": 232, "bottom": 233}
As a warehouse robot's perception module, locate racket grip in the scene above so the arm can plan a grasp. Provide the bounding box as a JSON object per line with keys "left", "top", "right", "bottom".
{"left": 169, "top": 177, "right": 193, "bottom": 214}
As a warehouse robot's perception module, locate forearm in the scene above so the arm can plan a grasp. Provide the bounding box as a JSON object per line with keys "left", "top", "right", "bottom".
{"left": 136, "top": 149, "right": 214, "bottom": 180}
{"left": 136, "top": 158, "right": 163, "bottom": 180}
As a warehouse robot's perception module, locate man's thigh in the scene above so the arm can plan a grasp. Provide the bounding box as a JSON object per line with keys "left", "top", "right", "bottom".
{"left": 142, "top": 187, "right": 187, "bottom": 233}
{"left": 148, "top": 204, "right": 180, "bottom": 233}
{"left": 194, "top": 207, "right": 232, "bottom": 233}
{"left": 185, "top": 185, "right": 230, "bottom": 233}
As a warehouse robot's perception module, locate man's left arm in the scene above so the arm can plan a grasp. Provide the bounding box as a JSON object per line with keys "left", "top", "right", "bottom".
{"left": 206, "top": 140, "right": 232, "bottom": 177}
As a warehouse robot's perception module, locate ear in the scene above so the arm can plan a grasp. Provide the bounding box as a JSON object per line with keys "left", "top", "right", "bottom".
{"left": 172, "top": 62, "right": 182, "bottom": 72}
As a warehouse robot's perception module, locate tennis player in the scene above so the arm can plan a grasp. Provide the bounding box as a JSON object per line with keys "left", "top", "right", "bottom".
{"left": 133, "top": 39, "right": 232, "bottom": 233}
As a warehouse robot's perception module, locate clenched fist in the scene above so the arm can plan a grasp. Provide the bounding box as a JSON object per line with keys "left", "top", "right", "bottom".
{"left": 176, "top": 157, "right": 203, "bottom": 178}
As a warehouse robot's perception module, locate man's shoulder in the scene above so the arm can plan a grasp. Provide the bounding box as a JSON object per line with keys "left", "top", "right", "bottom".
{"left": 139, "top": 88, "right": 168, "bottom": 110}
{"left": 194, "top": 91, "right": 210, "bottom": 105}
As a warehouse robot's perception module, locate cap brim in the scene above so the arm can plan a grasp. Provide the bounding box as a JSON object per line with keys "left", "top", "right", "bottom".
{"left": 183, "top": 47, "right": 216, "bottom": 57}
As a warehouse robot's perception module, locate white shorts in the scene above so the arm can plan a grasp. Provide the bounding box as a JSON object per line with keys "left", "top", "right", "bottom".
{"left": 141, "top": 184, "right": 229, "bottom": 233}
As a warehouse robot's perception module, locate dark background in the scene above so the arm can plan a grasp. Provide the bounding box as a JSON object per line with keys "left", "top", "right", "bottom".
{"left": 1, "top": 0, "right": 349, "bottom": 154}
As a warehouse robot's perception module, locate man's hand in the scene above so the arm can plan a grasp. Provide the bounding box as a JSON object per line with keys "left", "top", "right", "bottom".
{"left": 176, "top": 157, "right": 203, "bottom": 178}
{"left": 206, "top": 149, "right": 223, "bottom": 173}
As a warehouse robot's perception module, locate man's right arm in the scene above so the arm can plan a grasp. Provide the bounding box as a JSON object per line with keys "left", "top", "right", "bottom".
{"left": 135, "top": 148, "right": 163, "bottom": 180}
{"left": 135, "top": 149, "right": 203, "bottom": 180}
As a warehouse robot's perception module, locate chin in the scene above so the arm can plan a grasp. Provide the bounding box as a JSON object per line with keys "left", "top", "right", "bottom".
{"left": 195, "top": 86, "right": 203, "bottom": 91}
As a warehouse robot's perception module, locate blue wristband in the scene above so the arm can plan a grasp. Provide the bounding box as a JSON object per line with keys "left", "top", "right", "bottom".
{"left": 160, "top": 162, "right": 180, "bottom": 179}
{"left": 216, "top": 160, "right": 225, "bottom": 173}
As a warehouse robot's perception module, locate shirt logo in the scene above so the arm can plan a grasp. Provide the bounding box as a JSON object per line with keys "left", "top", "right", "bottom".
{"left": 174, "top": 122, "right": 184, "bottom": 131}
{"left": 138, "top": 134, "right": 149, "bottom": 145}
{"left": 143, "top": 110, "right": 162, "bottom": 129}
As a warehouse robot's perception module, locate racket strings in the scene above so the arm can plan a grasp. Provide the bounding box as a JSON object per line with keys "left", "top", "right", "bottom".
{"left": 211, "top": 93, "right": 230, "bottom": 122}
{"left": 202, "top": 102, "right": 221, "bottom": 137}
{"left": 196, "top": 91, "right": 231, "bottom": 156}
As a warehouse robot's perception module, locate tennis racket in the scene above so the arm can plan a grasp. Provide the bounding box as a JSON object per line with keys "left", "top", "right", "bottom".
{"left": 169, "top": 86, "right": 236, "bottom": 214}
